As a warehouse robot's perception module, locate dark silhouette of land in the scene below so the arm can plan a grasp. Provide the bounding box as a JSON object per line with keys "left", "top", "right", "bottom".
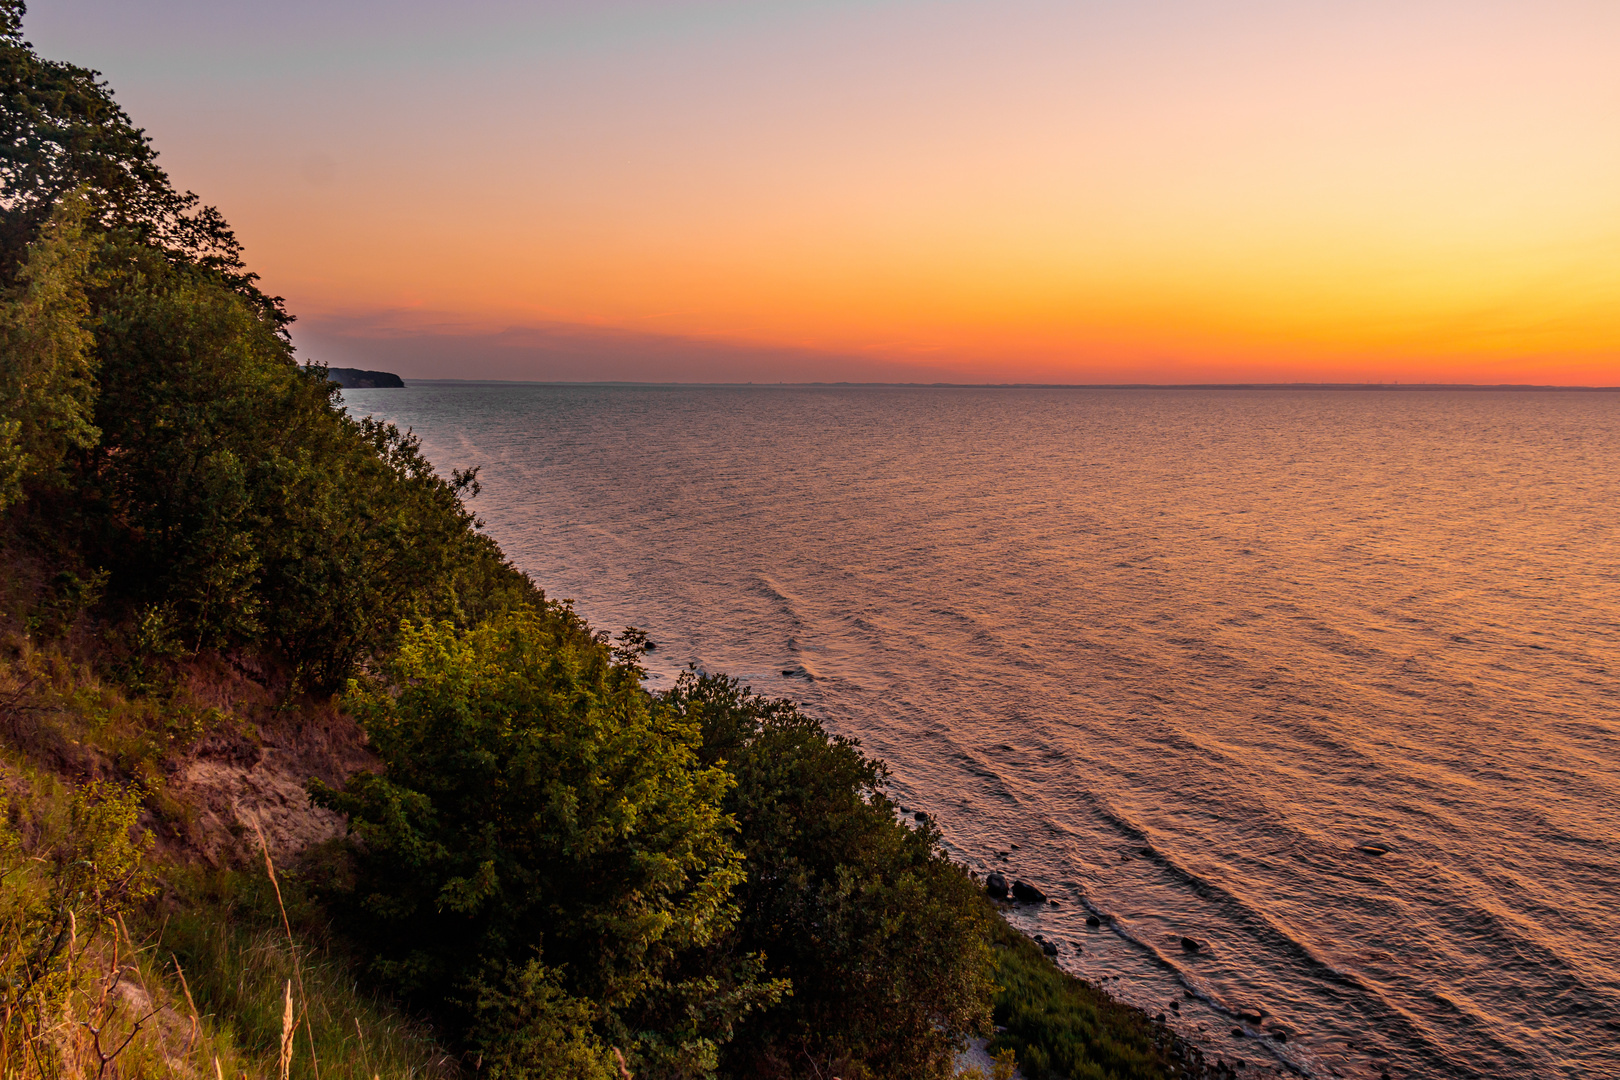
{"left": 325, "top": 366, "right": 405, "bottom": 388}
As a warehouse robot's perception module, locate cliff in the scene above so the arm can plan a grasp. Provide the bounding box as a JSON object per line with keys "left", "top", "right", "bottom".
{"left": 325, "top": 366, "right": 405, "bottom": 389}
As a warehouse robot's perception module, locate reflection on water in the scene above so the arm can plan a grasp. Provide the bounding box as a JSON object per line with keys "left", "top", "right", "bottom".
{"left": 345, "top": 384, "right": 1620, "bottom": 1079}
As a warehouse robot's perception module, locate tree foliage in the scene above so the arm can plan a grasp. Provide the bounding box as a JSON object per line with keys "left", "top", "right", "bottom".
{"left": 0, "top": 190, "right": 95, "bottom": 511}
{"left": 0, "top": 0, "right": 280, "bottom": 321}
{"left": 309, "top": 614, "right": 779, "bottom": 1078}
{"left": 2, "top": 3, "right": 536, "bottom": 684}
{"left": 79, "top": 244, "right": 534, "bottom": 680}
{"left": 667, "top": 671, "right": 996, "bottom": 1080}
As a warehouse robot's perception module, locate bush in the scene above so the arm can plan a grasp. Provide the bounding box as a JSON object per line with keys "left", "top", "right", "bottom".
{"left": 309, "top": 613, "right": 775, "bottom": 1078}
{"left": 666, "top": 670, "right": 995, "bottom": 1080}
{"left": 988, "top": 915, "right": 1186, "bottom": 1080}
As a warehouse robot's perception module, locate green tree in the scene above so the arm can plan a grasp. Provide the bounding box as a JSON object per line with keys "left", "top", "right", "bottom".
{"left": 310, "top": 613, "right": 778, "bottom": 1078}
{"left": 79, "top": 244, "right": 537, "bottom": 673}
{"left": 666, "top": 671, "right": 995, "bottom": 1080}
{"left": 0, "top": 0, "right": 280, "bottom": 323}
{"left": 0, "top": 191, "right": 96, "bottom": 511}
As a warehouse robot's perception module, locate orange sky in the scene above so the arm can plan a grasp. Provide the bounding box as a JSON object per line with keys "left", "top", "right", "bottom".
{"left": 29, "top": 0, "right": 1620, "bottom": 383}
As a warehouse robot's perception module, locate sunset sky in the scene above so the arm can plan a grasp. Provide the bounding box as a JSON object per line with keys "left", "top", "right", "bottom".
{"left": 27, "top": 0, "right": 1620, "bottom": 383}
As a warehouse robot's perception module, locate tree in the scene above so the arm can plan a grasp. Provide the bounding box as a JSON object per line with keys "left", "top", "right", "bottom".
{"left": 666, "top": 671, "right": 995, "bottom": 1080}
{"left": 0, "top": 0, "right": 284, "bottom": 325}
{"left": 0, "top": 190, "right": 95, "bottom": 511}
{"left": 310, "top": 614, "right": 779, "bottom": 1078}
{"left": 75, "top": 239, "right": 538, "bottom": 675}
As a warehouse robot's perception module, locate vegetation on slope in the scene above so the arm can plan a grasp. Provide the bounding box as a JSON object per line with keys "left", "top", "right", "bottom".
{"left": 1, "top": 3, "right": 1222, "bottom": 1077}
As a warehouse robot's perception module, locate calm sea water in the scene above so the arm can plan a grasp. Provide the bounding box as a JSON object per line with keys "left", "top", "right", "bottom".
{"left": 344, "top": 384, "right": 1620, "bottom": 1080}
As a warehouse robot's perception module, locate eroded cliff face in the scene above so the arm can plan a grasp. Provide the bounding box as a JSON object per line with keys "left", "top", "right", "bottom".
{"left": 0, "top": 588, "right": 374, "bottom": 870}
{"left": 156, "top": 656, "right": 377, "bottom": 867}
{"left": 171, "top": 711, "right": 373, "bottom": 867}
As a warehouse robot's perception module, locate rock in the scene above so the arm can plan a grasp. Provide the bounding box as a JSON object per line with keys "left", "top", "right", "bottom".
{"left": 1040, "top": 939, "right": 1059, "bottom": 957}
{"left": 1049, "top": 900, "right": 1060, "bottom": 907}
{"left": 1086, "top": 915, "right": 1102, "bottom": 927}
{"left": 1011, "top": 880, "right": 1047, "bottom": 903}
{"left": 1156, "top": 1013, "right": 1167, "bottom": 1023}
{"left": 1357, "top": 843, "right": 1390, "bottom": 856}
{"left": 1269, "top": 1029, "right": 1288, "bottom": 1043}
{"left": 781, "top": 669, "right": 795, "bottom": 676}
{"left": 642, "top": 640, "right": 657, "bottom": 651}
{"left": 985, "top": 872, "right": 1009, "bottom": 899}
{"left": 1230, "top": 1027, "right": 1244, "bottom": 1038}
{"left": 1236, "top": 1009, "right": 1265, "bottom": 1024}
{"left": 913, "top": 810, "right": 929, "bottom": 822}
{"left": 1180, "top": 936, "right": 1203, "bottom": 953}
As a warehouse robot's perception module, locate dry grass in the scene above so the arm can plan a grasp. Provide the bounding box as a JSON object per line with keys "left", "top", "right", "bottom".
{"left": 0, "top": 689, "right": 457, "bottom": 1080}
{"left": 149, "top": 865, "right": 462, "bottom": 1080}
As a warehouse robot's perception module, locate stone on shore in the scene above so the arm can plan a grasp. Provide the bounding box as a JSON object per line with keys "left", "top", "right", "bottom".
{"left": 1011, "top": 880, "right": 1047, "bottom": 903}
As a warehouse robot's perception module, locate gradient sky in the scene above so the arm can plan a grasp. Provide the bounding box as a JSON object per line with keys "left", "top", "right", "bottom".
{"left": 25, "top": 0, "right": 1620, "bottom": 383}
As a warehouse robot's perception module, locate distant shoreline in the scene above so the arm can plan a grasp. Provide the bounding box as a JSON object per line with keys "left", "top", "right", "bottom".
{"left": 389, "top": 378, "right": 1620, "bottom": 391}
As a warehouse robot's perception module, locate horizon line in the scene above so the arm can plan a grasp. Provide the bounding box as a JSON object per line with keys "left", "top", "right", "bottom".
{"left": 372, "top": 378, "right": 1620, "bottom": 391}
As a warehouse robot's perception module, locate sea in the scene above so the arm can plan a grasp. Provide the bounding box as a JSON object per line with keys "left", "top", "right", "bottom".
{"left": 341, "top": 383, "right": 1620, "bottom": 1080}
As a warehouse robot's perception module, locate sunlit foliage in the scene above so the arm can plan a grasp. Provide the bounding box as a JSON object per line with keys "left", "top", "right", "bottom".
{"left": 310, "top": 614, "right": 780, "bottom": 1078}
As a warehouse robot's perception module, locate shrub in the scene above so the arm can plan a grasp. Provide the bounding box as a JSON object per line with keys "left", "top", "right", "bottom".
{"left": 666, "top": 670, "right": 995, "bottom": 1080}
{"left": 309, "top": 613, "right": 775, "bottom": 1078}
{"left": 988, "top": 915, "right": 1185, "bottom": 1080}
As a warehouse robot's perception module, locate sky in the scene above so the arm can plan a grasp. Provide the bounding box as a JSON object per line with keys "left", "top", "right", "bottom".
{"left": 25, "top": 0, "right": 1620, "bottom": 384}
